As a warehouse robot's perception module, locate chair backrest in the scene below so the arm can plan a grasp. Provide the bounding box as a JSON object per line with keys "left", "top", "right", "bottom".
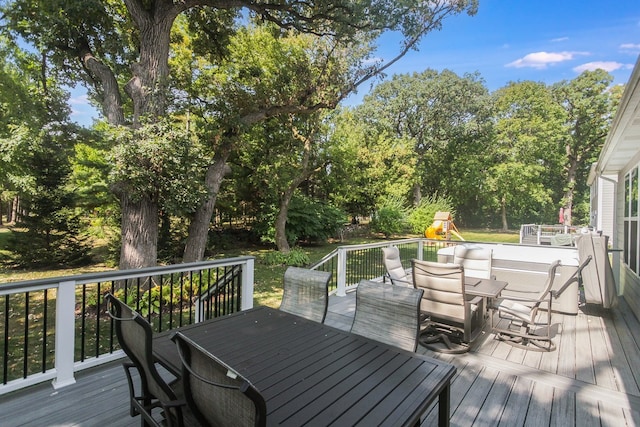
{"left": 532, "top": 260, "right": 562, "bottom": 302}
{"left": 172, "top": 332, "right": 267, "bottom": 427}
{"left": 104, "top": 292, "right": 177, "bottom": 405}
{"left": 279, "top": 267, "right": 332, "bottom": 323}
{"left": 382, "top": 246, "right": 410, "bottom": 285}
{"left": 411, "top": 259, "right": 466, "bottom": 324}
{"left": 453, "top": 245, "right": 493, "bottom": 279}
{"left": 350, "top": 280, "right": 423, "bottom": 352}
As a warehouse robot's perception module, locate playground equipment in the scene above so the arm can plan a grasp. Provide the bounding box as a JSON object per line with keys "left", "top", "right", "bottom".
{"left": 425, "top": 211, "right": 465, "bottom": 241}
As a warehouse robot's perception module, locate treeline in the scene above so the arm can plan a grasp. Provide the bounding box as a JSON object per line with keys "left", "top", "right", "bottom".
{"left": 0, "top": 1, "right": 620, "bottom": 269}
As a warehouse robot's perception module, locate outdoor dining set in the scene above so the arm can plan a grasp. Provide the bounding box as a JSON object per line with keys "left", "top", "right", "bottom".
{"left": 106, "top": 243, "right": 592, "bottom": 427}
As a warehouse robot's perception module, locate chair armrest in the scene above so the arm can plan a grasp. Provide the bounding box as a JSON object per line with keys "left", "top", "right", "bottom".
{"left": 551, "top": 255, "right": 592, "bottom": 299}
{"left": 385, "top": 273, "right": 413, "bottom": 286}
{"left": 494, "top": 293, "right": 550, "bottom": 312}
{"left": 466, "top": 295, "right": 483, "bottom": 305}
{"left": 465, "top": 295, "right": 483, "bottom": 313}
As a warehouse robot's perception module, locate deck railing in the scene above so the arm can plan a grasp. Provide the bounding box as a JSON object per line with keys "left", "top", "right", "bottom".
{"left": 0, "top": 239, "right": 478, "bottom": 396}
{"left": 311, "top": 238, "right": 456, "bottom": 295}
{"left": 520, "top": 224, "right": 579, "bottom": 245}
{"left": 0, "top": 257, "right": 255, "bottom": 396}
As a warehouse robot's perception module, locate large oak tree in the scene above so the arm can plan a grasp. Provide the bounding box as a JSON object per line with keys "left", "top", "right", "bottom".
{"left": 2, "top": 0, "right": 477, "bottom": 267}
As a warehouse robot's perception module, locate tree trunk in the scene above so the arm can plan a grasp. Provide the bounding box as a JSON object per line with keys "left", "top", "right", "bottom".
{"left": 413, "top": 183, "right": 422, "bottom": 207}
{"left": 119, "top": 195, "right": 158, "bottom": 270}
{"left": 275, "top": 188, "right": 295, "bottom": 253}
{"left": 563, "top": 159, "right": 578, "bottom": 227}
{"left": 115, "top": 2, "right": 178, "bottom": 268}
{"left": 501, "top": 195, "right": 509, "bottom": 232}
{"left": 182, "top": 150, "right": 232, "bottom": 262}
{"left": 273, "top": 120, "right": 322, "bottom": 253}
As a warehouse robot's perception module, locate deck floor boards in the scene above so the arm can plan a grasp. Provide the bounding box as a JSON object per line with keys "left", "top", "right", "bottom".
{"left": 2, "top": 292, "right": 640, "bottom": 426}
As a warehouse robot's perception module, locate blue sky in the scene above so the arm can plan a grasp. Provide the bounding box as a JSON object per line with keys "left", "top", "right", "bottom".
{"left": 346, "top": 0, "right": 640, "bottom": 103}
{"left": 69, "top": 0, "right": 640, "bottom": 125}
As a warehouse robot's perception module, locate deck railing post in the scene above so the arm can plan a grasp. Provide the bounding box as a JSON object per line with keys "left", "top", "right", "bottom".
{"left": 241, "top": 258, "right": 255, "bottom": 311}
{"left": 336, "top": 247, "right": 347, "bottom": 297}
{"left": 52, "top": 281, "right": 77, "bottom": 389}
{"left": 417, "top": 239, "right": 425, "bottom": 261}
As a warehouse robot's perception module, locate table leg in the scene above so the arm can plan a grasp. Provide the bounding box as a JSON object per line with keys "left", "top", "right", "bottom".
{"left": 438, "top": 382, "right": 451, "bottom": 427}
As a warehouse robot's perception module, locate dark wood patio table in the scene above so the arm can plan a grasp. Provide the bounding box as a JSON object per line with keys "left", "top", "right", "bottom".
{"left": 153, "top": 306, "right": 456, "bottom": 427}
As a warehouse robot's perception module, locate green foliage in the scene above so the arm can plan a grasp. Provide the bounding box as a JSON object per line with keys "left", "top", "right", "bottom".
{"left": 5, "top": 124, "right": 93, "bottom": 268}
{"left": 408, "top": 194, "right": 455, "bottom": 235}
{"left": 370, "top": 196, "right": 408, "bottom": 238}
{"left": 260, "top": 247, "right": 310, "bottom": 267}
{"left": 106, "top": 120, "right": 209, "bottom": 213}
{"left": 487, "top": 81, "right": 565, "bottom": 229}
{"left": 287, "top": 194, "right": 347, "bottom": 243}
{"left": 254, "top": 194, "right": 346, "bottom": 246}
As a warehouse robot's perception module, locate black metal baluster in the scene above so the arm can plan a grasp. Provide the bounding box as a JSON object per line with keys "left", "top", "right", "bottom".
{"left": 42, "top": 289, "right": 48, "bottom": 373}
{"left": 23, "top": 292, "right": 29, "bottom": 378}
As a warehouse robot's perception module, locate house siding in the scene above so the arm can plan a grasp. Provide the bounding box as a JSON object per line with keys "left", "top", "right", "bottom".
{"left": 598, "top": 177, "right": 615, "bottom": 239}
{"left": 617, "top": 166, "right": 640, "bottom": 320}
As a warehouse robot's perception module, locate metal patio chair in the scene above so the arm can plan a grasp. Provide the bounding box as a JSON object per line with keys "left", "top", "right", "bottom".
{"left": 412, "top": 259, "right": 483, "bottom": 354}
{"left": 172, "top": 331, "right": 267, "bottom": 427}
{"left": 279, "top": 267, "right": 332, "bottom": 323}
{"left": 350, "top": 279, "right": 424, "bottom": 352}
{"left": 104, "top": 292, "right": 190, "bottom": 427}
{"left": 491, "top": 256, "right": 592, "bottom": 351}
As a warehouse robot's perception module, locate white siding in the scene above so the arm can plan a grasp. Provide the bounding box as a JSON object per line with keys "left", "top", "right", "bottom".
{"left": 597, "top": 176, "right": 615, "bottom": 239}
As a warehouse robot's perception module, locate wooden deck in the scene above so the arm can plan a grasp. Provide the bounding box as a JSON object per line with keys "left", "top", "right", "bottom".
{"left": 2, "top": 293, "right": 640, "bottom": 426}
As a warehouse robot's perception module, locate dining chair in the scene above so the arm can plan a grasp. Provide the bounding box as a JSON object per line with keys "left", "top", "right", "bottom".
{"left": 172, "top": 331, "right": 267, "bottom": 427}
{"left": 350, "top": 279, "right": 423, "bottom": 352}
{"left": 104, "top": 292, "right": 189, "bottom": 427}
{"left": 411, "top": 259, "right": 483, "bottom": 353}
{"left": 381, "top": 246, "right": 413, "bottom": 286}
{"left": 492, "top": 256, "right": 591, "bottom": 351}
{"left": 279, "top": 267, "right": 332, "bottom": 323}
{"left": 453, "top": 244, "right": 494, "bottom": 280}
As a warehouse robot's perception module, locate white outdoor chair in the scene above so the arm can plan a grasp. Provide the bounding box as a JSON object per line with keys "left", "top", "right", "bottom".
{"left": 382, "top": 246, "right": 412, "bottom": 286}
{"left": 453, "top": 244, "right": 494, "bottom": 280}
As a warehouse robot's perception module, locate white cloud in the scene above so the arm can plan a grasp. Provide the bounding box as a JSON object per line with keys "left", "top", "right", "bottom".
{"left": 506, "top": 51, "right": 588, "bottom": 69}
{"left": 573, "top": 61, "right": 633, "bottom": 73}
{"left": 620, "top": 43, "right": 640, "bottom": 52}
{"left": 551, "top": 37, "right": 569, "bottom": 43}
{"left": 69, "top": 94, "right": 90, "bottom": 107}
{"left": 67, "top": 93, "right": 99, "bottom": 126}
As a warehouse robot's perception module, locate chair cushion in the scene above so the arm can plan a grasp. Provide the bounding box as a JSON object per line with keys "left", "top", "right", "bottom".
{"left": 498, "top": 299, "right": 535, "bottom": 323}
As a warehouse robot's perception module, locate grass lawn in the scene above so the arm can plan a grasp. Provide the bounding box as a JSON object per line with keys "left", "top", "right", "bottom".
{"left": 0, "top": 228, "right": 519, "bottom": 307}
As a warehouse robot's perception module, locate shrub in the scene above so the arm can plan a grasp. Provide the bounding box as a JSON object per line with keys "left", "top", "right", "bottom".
{"left": 370, "top": 197, "right": 408, "bottom": 238}
{"left": 260, "top": 247, "right": 310, "bottom": 267}
{"left": 254, "top": 193, "right": 347, "bottom": 246}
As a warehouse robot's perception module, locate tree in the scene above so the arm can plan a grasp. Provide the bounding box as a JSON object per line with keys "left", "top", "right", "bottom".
{"left": 324, "top": 107, "right": 416, "bottom": 220}
{"left": 353, "top": 69, "right": 493, "bottom": 220}
{"left": 0, "top": 37, "right": 91, "bottom": 266}
{"left": 7, "top": 125, "right": 92, "bottom": 267}
{"left": 489, "top": 81, "right": 565, "bottom": 230}
{"left": 3, "top": 0, "right": 478, "bottom": 267}
{"left": 552, "top": 69, "right": 617, "bottom": 225}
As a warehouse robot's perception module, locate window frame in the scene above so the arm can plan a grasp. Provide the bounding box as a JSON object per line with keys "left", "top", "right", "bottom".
{"left": 624, "top": 165, "right": 640, "bottom": 274}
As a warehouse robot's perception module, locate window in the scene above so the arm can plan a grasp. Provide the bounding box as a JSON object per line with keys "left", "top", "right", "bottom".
{"left": 624, "top": 166, "right": 639, "bottom": 274}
